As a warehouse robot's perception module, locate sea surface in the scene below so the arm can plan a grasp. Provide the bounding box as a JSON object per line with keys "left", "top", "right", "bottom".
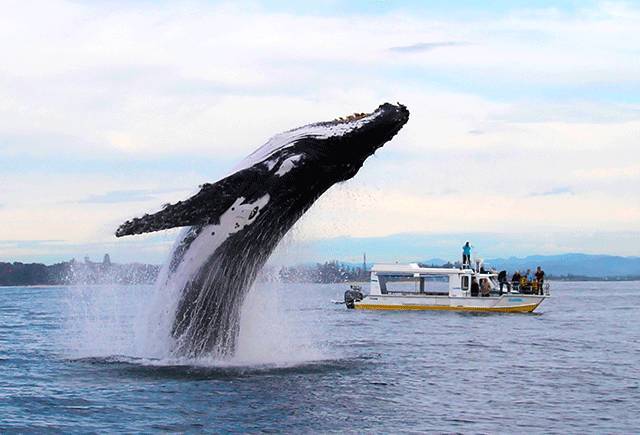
{"left": 1, "top": 281, "right": 639, "bottom": 433}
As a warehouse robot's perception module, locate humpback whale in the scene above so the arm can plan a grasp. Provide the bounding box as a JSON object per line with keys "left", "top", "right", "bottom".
{"left": 116, "top": 102, "right": 409, "bottom": 358}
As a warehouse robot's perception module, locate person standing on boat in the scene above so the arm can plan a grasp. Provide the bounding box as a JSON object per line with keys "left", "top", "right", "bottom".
{"left": 470, "top": 277, "right": 480, "bottom": 297}
{"left": 511, "top": 271, "right": 521, "bottom": 292}
{"left": 535, "top": 266, "right": 545, "bottom": 295}
{"left": 462, "top": 242, "right": 472, "bottom": 267}
{"left": 480, "top": 279, "right": 491, "bottom": 297}
{"left": 498, "top": 270, "right": 511, "bottom": 294}
{"left": 520, "top": 272, "right": 530, "bottom": 293}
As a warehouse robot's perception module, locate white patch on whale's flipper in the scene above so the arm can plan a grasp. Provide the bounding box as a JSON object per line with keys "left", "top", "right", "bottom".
{"left": 176, "top": 194, "right": 270, "bottom": 276}
{"left": 275, "top": 155, "right": 301, "bottom": 176}
{"left": 148, "top": 194, "right": 271, "bottom": 352}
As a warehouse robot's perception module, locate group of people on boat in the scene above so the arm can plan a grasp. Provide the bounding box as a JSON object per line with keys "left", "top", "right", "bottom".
{"left": 470, "top": 277, "right": 492, "bottom": 297}
{"left": 502, "top": 267, "right": 546, "bottom": 295}
{"left": 462, "top": 242, "right": 546, "bottom": 296}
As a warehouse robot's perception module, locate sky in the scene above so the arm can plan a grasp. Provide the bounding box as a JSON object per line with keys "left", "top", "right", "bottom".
{"left": 1, "top": 0, "right": 639, "bottom": 265}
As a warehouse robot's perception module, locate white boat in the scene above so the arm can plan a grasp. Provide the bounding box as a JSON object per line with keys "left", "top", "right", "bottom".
{"left": 344, "top": 263, "right": 548, "bottom": 313}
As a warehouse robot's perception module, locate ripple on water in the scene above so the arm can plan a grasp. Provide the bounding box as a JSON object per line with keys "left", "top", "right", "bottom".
{"left": 0, "top": 282, "right": 639, "bottom": 432}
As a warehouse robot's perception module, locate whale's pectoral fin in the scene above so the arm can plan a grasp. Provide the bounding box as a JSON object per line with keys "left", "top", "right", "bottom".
{"left": 115, "top": 176, "right": 243, "bottom": 237}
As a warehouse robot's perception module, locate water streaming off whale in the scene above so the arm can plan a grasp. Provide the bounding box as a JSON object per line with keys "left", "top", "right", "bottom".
{"left": 116, "top": 103, "right": 410, "bottom": 358}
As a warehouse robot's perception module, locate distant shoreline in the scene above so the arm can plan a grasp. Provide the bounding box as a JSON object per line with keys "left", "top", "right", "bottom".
{"left": 1, "top": 279, "right": 639, "bottom": 289}
{"left": 546, "top": 276, "right": 640, "bottom": 282}
{"left": 2, "top": 256, "right": 640, "bottom": 286}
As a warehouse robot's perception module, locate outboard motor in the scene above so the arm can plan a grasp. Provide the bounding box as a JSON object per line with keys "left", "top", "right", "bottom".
{"left": 344, "top": 285, "right": 364, "bottom": 309}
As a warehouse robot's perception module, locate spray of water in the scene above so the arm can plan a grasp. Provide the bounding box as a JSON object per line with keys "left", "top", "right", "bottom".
{"left": 58, "top": 246, "right": 329, "bottom": 368}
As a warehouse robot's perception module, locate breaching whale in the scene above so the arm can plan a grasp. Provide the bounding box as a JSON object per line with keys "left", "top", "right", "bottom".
{"left": 116, "top": 102, "right": 410, "bottom": 358}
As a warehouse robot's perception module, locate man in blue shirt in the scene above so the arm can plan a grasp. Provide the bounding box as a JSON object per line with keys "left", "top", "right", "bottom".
{"left": 462, "top": 242, "right": 472, "bottom": 267}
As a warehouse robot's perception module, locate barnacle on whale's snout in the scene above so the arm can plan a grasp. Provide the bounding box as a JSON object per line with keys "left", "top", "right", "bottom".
{"left": 334, "top": 112, "right": 370, "bottom": 123}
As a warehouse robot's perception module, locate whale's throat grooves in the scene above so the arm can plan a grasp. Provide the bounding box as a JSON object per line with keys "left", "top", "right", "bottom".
{"left": 171, "top": 178, "right": 334, "bottom": 358}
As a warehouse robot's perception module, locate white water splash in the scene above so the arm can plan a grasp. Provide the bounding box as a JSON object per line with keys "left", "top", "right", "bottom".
{"left": 58, "top": 278, "right": 328, "bottom": 368}
{"left": 232, "top": 282, "right": 325, "bottom": 366}
{"left": 123, "top": 193, "right": 272, "bottom": 358}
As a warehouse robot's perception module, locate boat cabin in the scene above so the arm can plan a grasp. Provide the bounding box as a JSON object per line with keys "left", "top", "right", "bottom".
{"left": 370, "top": 263, "right": 499, "bottom": 298}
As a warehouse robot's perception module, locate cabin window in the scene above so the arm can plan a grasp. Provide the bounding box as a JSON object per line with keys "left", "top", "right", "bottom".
{"left": 423, "top": 275, "right": 450, "bottom": 292}
{"left": 461, "top": 276, "right": 470, "bottom": 291}
{"left": 378, "top": 274, "right": 449, "bottom": 294}
{"left": 378, "top": 275, "right": 419, "bottom": 294}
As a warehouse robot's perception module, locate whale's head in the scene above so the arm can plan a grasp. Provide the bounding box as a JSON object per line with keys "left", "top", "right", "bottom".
{"left": 237, "top": 102, "right": 410, "bottom": 183}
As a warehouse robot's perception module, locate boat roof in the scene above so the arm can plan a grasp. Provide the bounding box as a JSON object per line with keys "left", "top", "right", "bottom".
{"left": 372, "top": 263, "right": 466, "bottom": 275}
{"left": 371, "top": 263, "right": 497, "bottom": 276}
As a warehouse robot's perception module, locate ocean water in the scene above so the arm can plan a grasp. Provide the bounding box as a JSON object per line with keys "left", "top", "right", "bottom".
{"left": 1, "top": 281, "right": 639, "bottom": 433}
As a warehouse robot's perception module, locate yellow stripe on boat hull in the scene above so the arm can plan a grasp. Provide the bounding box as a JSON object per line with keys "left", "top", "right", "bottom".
{"left": 354, "top": 303, "right": 540, "bottom": 313}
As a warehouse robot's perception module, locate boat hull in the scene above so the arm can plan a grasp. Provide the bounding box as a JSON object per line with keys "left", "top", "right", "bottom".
{"left": 354, "top": 294, "right": 546, "bottom": 313}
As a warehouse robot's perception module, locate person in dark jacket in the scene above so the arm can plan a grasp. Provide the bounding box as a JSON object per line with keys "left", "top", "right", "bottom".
{"left": 470, "top": 277, "right": 480, "bottom": 297}
{"left": 498, "top": 270, "right": 511, "bottom": 294}
{"left": 511, "top": 271, "right": 521, "bottom": 292}
{"left": 535, "top": 266, "right": 545, "bottom": 295}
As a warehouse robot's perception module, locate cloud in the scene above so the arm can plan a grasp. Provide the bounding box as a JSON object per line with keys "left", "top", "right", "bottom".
{"left": 1, "top": 0, "right": 640, "bottom": 263}
{"left": 0, "top": 239, "right": 64, "bottom": 248}
{"left": 292, "top": 181, "right": 640, "bottom": 245}
{"left": 574, "top": 164, "right": 640, "bottom": 181}
{"left": 389, "top": 41, "right": 468, "bottom": 53}
{"left": 0, "top": 234, "right": 175, "bottom": 265}
{"left": 78, "top": 189, "right": 173, "bottom": 204}
{"left": 294, "top": 230, "right": 640, "bottom": 262}
{"left": 529, "top": 187, "right": 574, "bottom": 197}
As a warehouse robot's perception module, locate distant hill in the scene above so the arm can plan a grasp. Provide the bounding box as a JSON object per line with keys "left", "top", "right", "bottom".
{"left": 278, "top": 254, "right": 640, "bottom": 282}
{"left": 0, "top": 256, "right": 159, "bottom": 286}
{"left": 316, "top": 254, "right": 640, "bottom": 279}
{"left": 478, "top": 254, "right": 640, "bottom": 278}
{"left": 2, "top": 253, "right": 639, "bottom": 286}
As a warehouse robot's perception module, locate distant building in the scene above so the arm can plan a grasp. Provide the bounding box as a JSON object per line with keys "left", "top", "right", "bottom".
{"left": 103, "top": 254, "right": 111, "bottom": 266}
